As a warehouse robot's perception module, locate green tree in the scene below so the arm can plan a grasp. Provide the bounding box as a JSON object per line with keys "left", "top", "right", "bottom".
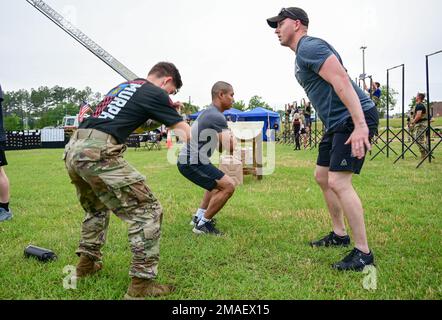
{"left": 232, "top": 100, "right": 246, "bottom": 111}
{"left": 37, "top": 102, "right": 79, "bottom": 128}
{"left": 248, "top": 95, "right": 273, "bottom": 111}
{"left": 378, "top": 85, "right": 398, "bottom": 118}
{"left": 3, "top": 86, "right": 103, "bottom": 129}
{"left": 4, "top": 115, "right": 22, "bottom": 131}
{"left": 408, "top": 96, "right": 417, "bottom": 116}
{"left": 181, "top": 102, "right": 199, "bottom": 115}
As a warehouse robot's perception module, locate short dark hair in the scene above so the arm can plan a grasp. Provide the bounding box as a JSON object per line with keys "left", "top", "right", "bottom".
{"left": 148, "top": 62, "right": 183, "bottom": 89}
{"left": 375, "top": 82, "right": 381, "bottom": 88}
{"left": 417, "top": 93, "right": 426, "bottom": 101}
{"left": 211, "top": 81, "right": 233, "bottom": 100}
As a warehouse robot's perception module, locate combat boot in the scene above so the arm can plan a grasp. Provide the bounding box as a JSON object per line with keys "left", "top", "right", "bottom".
{"left": 124, "top": 277, "right": 176, "bottom": 300}
{"left": 76, "top": 254, "right": 102, "bottom": 278}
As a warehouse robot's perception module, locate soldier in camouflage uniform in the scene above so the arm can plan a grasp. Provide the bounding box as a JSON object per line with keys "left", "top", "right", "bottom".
{"left": 410, "top": 93, "right": 429, "bottom": 159}
{"left": 407, "top": 108, "right": 415, "bottom": 143}
{"left": 64, "top": 62, "right": 190, "bottom": 299}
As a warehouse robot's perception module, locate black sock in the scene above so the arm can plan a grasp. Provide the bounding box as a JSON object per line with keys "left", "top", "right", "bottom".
{"left": 0, "top": 203, "right": 9, "bottom": 211}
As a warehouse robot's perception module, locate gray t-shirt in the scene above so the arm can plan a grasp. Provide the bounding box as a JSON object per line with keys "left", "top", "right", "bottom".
{"left": 295, "top": 36, "right": 375, "bottom": 131}
{"left": 179, "top": 104, "right": 228, "bottom": 165}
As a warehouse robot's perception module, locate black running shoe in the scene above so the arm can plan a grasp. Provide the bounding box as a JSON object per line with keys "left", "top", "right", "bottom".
{"left": 189, "top": 216, "right": 217, "bottom": 227}
{"left": 310, "top": 232, "right": 351, "bottom": 248}
{"left": 193, "top": 221, "right": 223, "bottom": 236}
{"left": 332, "top": 248, "right": 375, "bottom": 272}
{"left": 189, "top": 216, "right": 199, "bottom": 227}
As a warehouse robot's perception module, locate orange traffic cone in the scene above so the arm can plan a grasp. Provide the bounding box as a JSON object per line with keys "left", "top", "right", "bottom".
{"left": 166, "top": 130, "right": 173, "bottom": 149}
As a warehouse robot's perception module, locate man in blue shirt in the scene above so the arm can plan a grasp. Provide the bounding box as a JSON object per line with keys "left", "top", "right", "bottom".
{"left": 267, "top": 8, "right": 379, "bottom": 271}
{"left": 363, "top": 80, "right": 382, "bottom": 106}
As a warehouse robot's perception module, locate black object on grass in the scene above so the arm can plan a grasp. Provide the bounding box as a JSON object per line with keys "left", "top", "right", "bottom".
{"left": 24, "top": 245, "right": 57, "bottom": 262}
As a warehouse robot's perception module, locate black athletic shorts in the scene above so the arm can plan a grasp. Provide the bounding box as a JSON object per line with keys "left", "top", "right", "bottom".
{"left": 177, "top": 163, "right": 225, "bottom": 191}
{"left": 317, "top": 107, "right": 379, "bottom": 175}
{"left": 0, "top": 141, "right": 7, "bottom": 167}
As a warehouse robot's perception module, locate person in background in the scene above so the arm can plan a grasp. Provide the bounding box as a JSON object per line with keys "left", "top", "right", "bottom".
{"left": 0, "top": 83, "right": 12, "bottom": 223}
{"left": 410, "top": 93, "right": 429, "bottom": 159}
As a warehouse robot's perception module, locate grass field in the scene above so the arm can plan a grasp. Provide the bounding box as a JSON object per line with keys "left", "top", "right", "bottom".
{"left": 282, "top": 117, "right": 442, "bottom": 133}
{"left": 379, "top": 117, "right": 442, "bottom": 128}
{"left": 0, "top": 142, "right": 441, "bottom": 300}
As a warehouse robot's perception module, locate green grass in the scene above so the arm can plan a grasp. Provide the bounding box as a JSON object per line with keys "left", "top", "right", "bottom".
{"left": 0, "top": 142, "right": 441, "bottom": 300}
{"left": 379, "top": 117, "right": 442, "bottom": 128}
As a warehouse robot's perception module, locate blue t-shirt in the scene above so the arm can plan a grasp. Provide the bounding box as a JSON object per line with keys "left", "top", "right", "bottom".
{"left": 373, "top": 88, "right": 381, "bottom": 99}
{"left": 179, "top": 104, "right": 228, "bottom": 165}
{"left": 295, "top": 36, "right": 375, "bottom": 131}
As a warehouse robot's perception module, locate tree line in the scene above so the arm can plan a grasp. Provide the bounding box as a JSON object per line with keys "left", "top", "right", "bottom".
{"left": 1, "top": 85, "right": 279, "bottom": 131}
{"left": 1, "top": 86, "right": 102, "bottom": 131}
{"left": 4, "top": 83, "right": 422, "bottom": 131}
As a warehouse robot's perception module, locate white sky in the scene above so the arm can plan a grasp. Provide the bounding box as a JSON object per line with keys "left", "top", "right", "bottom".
{"left": 1, "top": 0, "right": 442, "bottom": 113}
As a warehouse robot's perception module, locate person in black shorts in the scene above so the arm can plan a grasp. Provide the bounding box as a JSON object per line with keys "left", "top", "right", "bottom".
{"left": 0, "top": 84, "right": 12, "bottom": 222}
{"left": 293, "top": 112, "right": 302, "bottom": 150}
{"left": 268, "top": 7, "right": 379, "bottom": 271}
{"left": 177, "top": 82, "right": 237, "bottom": 236}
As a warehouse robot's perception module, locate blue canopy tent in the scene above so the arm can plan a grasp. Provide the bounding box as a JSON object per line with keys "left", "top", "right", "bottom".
{"left": 188, "top": 111, "right": 202, "bottom": 121}
{"left": 223, "top": 108, "right": 243, "bottom": 122}
{"left": 238, "top": 107, "right": 281, "bottom": 141}
{"left": 188, "top": 108, "right": 243, "bottom": 121}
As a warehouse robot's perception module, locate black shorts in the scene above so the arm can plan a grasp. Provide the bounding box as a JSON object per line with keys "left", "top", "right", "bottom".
{"left": 0, "top": 141, "right": 7, "bottom": 167}
{"left": 177, "top": 163, "right": 225, "bottom": 191}
{"left": 317, "top": 108, "right": 379, "bottom": 175}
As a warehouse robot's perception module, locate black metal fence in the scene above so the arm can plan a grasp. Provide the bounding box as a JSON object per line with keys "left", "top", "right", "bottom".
{"left": 5, "top": 131, "right": 45, "bottom": 151}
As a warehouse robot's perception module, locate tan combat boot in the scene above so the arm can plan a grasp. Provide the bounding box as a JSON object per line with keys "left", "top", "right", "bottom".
{"left": 124, "top": 277, "right": 176, "bottom": 300}
{"left": 76, "top": 254, "right": 102, "bottom": 278}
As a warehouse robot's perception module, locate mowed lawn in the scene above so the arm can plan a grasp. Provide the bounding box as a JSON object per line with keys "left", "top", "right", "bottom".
{"left": 0, "top": 142, "right": 441, "bottom": 300}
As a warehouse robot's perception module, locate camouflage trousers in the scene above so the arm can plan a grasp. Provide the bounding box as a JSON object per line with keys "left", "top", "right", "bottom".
{"left": 414, "top": 123, "right": 428, "bottom": 156}
{"left": 64, "top": 131, "right": 163, "bottom": 280}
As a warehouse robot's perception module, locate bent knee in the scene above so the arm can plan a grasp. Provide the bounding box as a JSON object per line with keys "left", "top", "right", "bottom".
{"left": 314, "top": 171, "right": 328, "bottom": 188}
{"left": 218, "top": 176, "right": 236, "bottom": 196}
{"left": 225, "top": 183, "right": 236, "bottom": 197}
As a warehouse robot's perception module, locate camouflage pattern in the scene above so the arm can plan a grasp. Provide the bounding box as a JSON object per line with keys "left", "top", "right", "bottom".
{"left": 414, "top": 122, "right": 428, "bottom": 157}
{"left": 64, "top": 135, "right": 163, "bottom": 280}
{"left": 408, "top": 125, "right": 415, "bottom": 143}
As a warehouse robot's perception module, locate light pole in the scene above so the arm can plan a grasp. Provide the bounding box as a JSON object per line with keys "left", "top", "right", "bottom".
{"left": 360, "top": 46, "right": 367, "bottom": 78}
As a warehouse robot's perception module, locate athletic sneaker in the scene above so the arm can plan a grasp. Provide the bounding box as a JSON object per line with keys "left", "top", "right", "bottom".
{"left": 189, "top": 216, "right": 217, "bottom": 227}
{"left": 189, "top": 216, "right": 199, "bottom": 226}
{"left": 310, "top": 231, "right": 350, "bottom": 248}
{"left": 0, "top": 208, "right": 13, "bottom": 222}
{"left": 332, "top": 248, "right": 375, "bottom": 272}
{"left": 193, "top": 220, "right": 223, "bottom": 236}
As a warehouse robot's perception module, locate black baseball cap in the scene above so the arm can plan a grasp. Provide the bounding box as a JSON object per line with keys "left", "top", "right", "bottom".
{"left": 267, "top": 7, "right": 309, "bottom": 28}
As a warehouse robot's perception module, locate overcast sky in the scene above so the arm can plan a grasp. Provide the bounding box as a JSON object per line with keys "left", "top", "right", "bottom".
{"left": 1, "top": 0, "right": 441, "bottom": 113}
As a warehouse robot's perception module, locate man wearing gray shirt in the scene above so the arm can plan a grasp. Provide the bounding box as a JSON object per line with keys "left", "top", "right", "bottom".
{"left": 268, "top": 8, "right": 379, "bottom": 271}
{"left": 178, "top": 82, "right": 236, "bottom": 235}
